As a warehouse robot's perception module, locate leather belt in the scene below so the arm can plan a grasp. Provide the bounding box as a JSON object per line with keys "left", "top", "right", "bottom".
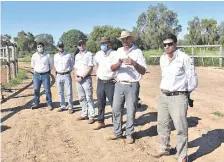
{"left": 76, "top": 74, "right": 91, "bottom": 79}
{"left": 56, "top": 71, "right": 71, "bottom": 75}
{"left": 99, "top": 79, "right": 116, "bottom": 84}
{"left": 119, "top": 81, "right": 138, "bottom": 85}
{"left": 35, "top": 71, "right": 50, "bottom": 75}
{"left": 161, "top": 89, "right": 188, "bottom": 96}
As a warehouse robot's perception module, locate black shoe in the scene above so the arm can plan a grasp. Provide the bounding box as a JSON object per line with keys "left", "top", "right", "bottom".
{"left": 31, "top": 104, "right": 39, "bottom": 109}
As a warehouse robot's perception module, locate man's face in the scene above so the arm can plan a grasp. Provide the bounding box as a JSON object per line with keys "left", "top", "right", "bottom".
{"left": 78, "top": 43, "right": 86, "bottom": 52}
{"left": 37, "top": 44, "right": 44, "bottom": 53}
{"left": 121, "top": 36, "right": 133, "bottom": 49}
{"left": 57, "top": 46, "right": 64, "bottom": 53}
{"left": 163, "top": 39, "right": 177, "bottom": 54}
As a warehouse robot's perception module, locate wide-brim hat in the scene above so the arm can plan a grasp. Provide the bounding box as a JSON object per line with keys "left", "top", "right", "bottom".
{"left": 99, "top": 37, "right": 111, "bottom": 44}
{"left": 117, "top": 31, "right": 137, "bottom": 41}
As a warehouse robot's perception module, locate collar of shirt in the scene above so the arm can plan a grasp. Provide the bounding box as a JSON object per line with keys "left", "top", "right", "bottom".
{"left": 163, "top": 49, "right": 179, "bottom": 63}
{"left": 58, "top": 50, "right": 68, "bottom": 56}
{"left": 37, "top": 52, "right": 47, "bottom": 57}
{"left": 79, "top": 49, "right": 88, "bottom": 55}
{"left": 104, "top": 49, "right": 112, "bottom": 57}
{"left": 125, "top": 44, "right": 137, "bottom": 55}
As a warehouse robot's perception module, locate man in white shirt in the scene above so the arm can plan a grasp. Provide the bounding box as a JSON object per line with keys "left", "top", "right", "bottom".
{"left": 74, "top": 40, "right": 95, "bottom": 124}
{"left": 31, "top": 42, "right": 53, "bottom": 110}
{"left": 54, "top": 42, "right": 75, "bottom": 114}
{"left": 152, "top": 34, "right": 198, "bottom": 162}
{"left": 108, "top": 31, "right": 147, "bottom": 144}
{"left": 93, "top": 37, "right": 117, "bottom": 130}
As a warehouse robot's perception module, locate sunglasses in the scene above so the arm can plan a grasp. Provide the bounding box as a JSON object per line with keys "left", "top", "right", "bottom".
{"left": 163, "top": 42, "right": 174, "bottom": 47}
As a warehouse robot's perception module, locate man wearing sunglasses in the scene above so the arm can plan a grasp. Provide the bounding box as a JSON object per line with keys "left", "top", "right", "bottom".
{"left": 54, "top": 42, "right": 75, "bottom": 114}
{"left": 31, "top": 42, "right": 53, "bottom": 110}
{"left": 108, "top": 31, "right": 147, "bottom": 144}
{"left": 152, "top": 34, "right": 198, "bottom": 162}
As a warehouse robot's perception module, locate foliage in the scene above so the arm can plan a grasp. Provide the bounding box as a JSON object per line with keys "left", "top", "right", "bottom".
{"left": 135, "top": 3, "right": 182, "bottom": 50}
{"left": 184, "top": 17, "right": 223, "bottom": 45}
{"left": 7, "top": 69, "right": 28, "bottom": 87}
{"left": 86, "top": 25, "right": 124, "bottom": 53}
{"left": 35, "top": 33, "right": 56, "bottom": 52}
{"left": 59, "top": 29, "right": 87, "bottom": 54}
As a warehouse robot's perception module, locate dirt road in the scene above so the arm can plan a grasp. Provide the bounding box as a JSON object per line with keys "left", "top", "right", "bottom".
{"left": 1, "top": 62, "right": 224, "bottom": 162}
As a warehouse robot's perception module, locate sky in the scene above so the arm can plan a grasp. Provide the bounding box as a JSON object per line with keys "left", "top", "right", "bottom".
{"left": 1, "top": 1, "right": 224, "bottom": 45}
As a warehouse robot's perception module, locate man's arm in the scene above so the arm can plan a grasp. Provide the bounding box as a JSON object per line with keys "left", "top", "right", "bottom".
{"left": 183, "top": 55, "right": 198, "bottom": 92}
{"left": 31, "top": 55, "right": 35, "bottom": 69}
{"left": 132, "top": 61, "right": 146, "bottom": 75}
{"left": 111, "top": 59, "right": 122, "bottom": 71}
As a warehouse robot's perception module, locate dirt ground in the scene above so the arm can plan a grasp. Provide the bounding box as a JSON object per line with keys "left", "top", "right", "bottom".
{"left": 1, "top": 62, "right": 224, "bottom": 162}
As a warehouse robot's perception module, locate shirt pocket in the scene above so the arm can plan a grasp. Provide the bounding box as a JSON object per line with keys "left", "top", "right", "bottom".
{"left": 173, "top": 61, "right": 184, "bottom": 76}
{"left": 62, "top": 56, "right": 70, "bottom": 65}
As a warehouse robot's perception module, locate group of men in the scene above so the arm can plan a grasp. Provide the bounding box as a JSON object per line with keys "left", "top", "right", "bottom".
{"left": 31, "top": 30, "right": 197, "bottom": 162}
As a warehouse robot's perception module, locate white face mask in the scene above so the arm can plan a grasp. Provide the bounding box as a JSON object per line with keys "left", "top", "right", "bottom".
{"left": 37, "top": 47, "right": 43, "bottom": 53}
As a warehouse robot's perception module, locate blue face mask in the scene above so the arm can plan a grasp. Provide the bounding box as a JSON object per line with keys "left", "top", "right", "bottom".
{"left": 100, "top": 44, "right": 108, "bottom": 52}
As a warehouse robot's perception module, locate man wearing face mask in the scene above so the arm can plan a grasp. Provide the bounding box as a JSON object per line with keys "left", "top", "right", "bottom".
{"left": 31, "top": 42, "right": 53, "bottom": 110}
{"left": 93, "top": 37, "right": 117, "bottom": 130}
{"left": 108, "top": 31, "right": 147, "bottom": 144}
{"left": 54, "top": 42, "right": 75, "bottom": 114}
{"left": 74, "top": 40, "right": 95, "bottom": 124}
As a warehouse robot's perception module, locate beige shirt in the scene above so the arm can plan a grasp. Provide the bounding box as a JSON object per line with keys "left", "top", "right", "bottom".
{"left": 74, "top": 50, "right": 93, "bottom": 76}
{"left": 54, "top": 51, "right": 74, "bottom": 73}
{"left": 160, "top": 49, "right": 198, "bottom": 92}
{"left": 94, "top": 49, "right": 118, "bottom": 80}
{"left": 31, "top": 52, "right": 53, "bottom": 73}
{"left": 114, "top": 45, "right": 147, "bottom": 82}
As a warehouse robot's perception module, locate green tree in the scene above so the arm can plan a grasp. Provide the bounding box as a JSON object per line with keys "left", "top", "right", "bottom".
{"left": 184, "top": 18, "right": 220, "bottom": 45}
{"left": 217, "top": 22, "right": 224, "bottom": 45}
{"left": 200, "top": 19, "right": 219, "bottom": 45}
{"left": 184, "top": 17, "right": 202, "bottom": 45}
{"left": 3, "top": 34, "right": 11, "bottom": 40}
{"left": 135, "top": 3, "right": 182, "bottom": 49}
{"left": 17, "top": 30, "right": 27, "bottom": 53}
{"left": 59, "top": 29, "right": 87, "bottom": 53}
{"left": 35, "top": 33, "right": 55, "bottom": 52}
{"left": 86, "top": 25, "right": 124, "bottom": 53}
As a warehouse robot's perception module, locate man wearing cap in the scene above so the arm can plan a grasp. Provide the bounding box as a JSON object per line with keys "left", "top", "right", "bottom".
{"left": 108, "top": 31, "right": 147, "bottom": 144}
{"left": 54, "top": 42, "right": 74, "bottom": 114}
{"left": 74, "top": 40, "right": 95, "bottom": 124}
{"left": 151, "top": 34, "right": 198, "bottom": 162}
{"left": 93, "top": 37, "right": 117, "bottom": 130}
{"left": 31, "top": 42, "right": 53, "bottom": 110}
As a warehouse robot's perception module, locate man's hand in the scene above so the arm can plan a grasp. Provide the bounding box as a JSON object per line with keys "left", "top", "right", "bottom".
{"left": 122, "top": 57, "right": 136, "bottom": 66}
{"left": 75, "top": 76, "right": 82, "bottom": 83}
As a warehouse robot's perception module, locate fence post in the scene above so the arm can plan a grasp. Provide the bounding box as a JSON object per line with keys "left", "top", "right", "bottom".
{"left": 15, "top": 46, "right": 19, "bottom": 74}
{"left": 11, "top": 46, "right": 17, "bottom": 78}
{"left": 6, "top": 44, "right": 11, "bottom": 83}
{"left": 220, "top": 45, "right": 223, "bottom": 68}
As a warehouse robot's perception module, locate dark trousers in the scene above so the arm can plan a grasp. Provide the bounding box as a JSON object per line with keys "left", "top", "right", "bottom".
{"left": 97, "top": 79, "right": 115, "bottom": 123}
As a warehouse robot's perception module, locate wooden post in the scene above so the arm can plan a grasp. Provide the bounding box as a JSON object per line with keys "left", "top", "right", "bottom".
{"left": 11, "top": 46, "right": 17, "bottom": 78}
{"left": 220, "top": 45, "right": 223, "bottom": 68}
{"left": 6, "top": 44, "right": 11, "bottom": 83}
{"left": 15, "top": 46, "right": 19, "bottom": 74}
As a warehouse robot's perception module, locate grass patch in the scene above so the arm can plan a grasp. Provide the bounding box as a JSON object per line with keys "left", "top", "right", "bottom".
{"left": 212, "top": 111, "right": 224, "bottom": 118}
{"left": 18, "top": 55, "right": 32, "bottom": 62}
{"left": 7, "top": 69, "right": 28, "bottom": 87}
